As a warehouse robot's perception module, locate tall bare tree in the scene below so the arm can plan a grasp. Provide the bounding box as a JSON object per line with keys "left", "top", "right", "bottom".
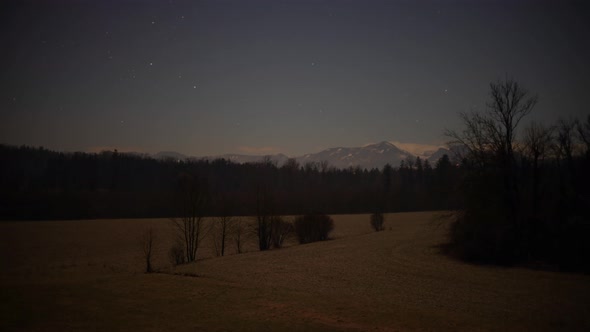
{"left": 254, "top": 185, "right": 274, "bottom": 251}
{"left": 577, "top": 114, "right": 590, "bottom": 157}
{"left": 140, "top": 227, "right": 156, "bottom": 273}
{"left": 447, "top": 79, "right": 537, "bottom": 160}
{"left": 554, "top": 117, "right": 580, "bottom": 205}
{"left": 213, "top": 215, "right": 233, "bottom": 257}
{"left": 212, "top": 195, "right": 235, "bottom": 257}
{"left": 171, "top": 173, "right": 209, "bottom": 263}
{"left": 523, "top": 122, "right": 554, "bottom": 215}
{"left": 446, "top": 77, "right": 537, "bottom": 219}
{"left": 555, "top": 118, "right": 577, "bottom": 165}
{"left": 233, "top": 217, "right": 246, "bottom": 254}
{"left": 253, "top": 158, "right": 278, "bottom": 251}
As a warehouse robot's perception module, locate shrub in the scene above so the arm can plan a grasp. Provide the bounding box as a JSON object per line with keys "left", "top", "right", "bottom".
{"left": 294, "top": 214, "right": 334, "bottom": 244}
{"left": 139, "top": 227, "right": 156, "bottom": 273}
{"left": 370, "top": 212, "right": 384, "bottom": 231}
{"left": 271, "top": 216, "right": 293, "bottom": 248}
{"left": 169, "top": 241, "right": 185, "bottom": 266}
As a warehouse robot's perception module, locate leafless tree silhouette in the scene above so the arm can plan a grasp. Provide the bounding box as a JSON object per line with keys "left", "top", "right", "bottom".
{"left": 140, "top": 227, "right": 156, "bottom": 273}
{"left": 446, "top": 77, "right": 538, "bottom": 219}
{"left": 233, "top": 217, "right": 246, "bottom": 254}
{"left": 523, "top": 122, "right": 554, "bottom": 215}
{"left": 171, "top": 173, "right": 209, "bottom": 263}
{"left": 270, "top": 216, "right": 293, "bottom": 248}
{"left": 213, "top": 215, "right": 233, "bottom": 256}
{"left": 444, "top": 77, "right": 539, "bottom": 263}
{"left": 577, "top": 114, "right": 590, "bottom": 156}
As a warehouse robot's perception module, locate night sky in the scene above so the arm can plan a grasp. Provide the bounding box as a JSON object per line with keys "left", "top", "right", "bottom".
{"left": 1, "top": 0, "right": 589, "bottom": 157}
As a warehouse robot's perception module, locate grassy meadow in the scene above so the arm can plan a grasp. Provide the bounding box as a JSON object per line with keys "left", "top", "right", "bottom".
{"left": 1, "top": 212, "right": 589, "bottom": 331}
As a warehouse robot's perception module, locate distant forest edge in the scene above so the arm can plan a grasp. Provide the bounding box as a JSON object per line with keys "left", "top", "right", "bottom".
{"left": 0, "top": 144, "right": 460, "bottom": 220}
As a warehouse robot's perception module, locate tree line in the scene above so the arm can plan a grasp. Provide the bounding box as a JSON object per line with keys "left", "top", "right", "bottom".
{"left": 0, "top": 144, "right": 460, "bottom": 220}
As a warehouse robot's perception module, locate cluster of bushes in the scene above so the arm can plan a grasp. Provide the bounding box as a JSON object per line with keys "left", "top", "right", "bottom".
{"left": 294, "top": 214, "right": 334, "bottom": 244}
{"left": 370, "top": 212, "right": 385, "bottom": 232}
{"left": 158, "top": 212, "right": 335, "bottom": 271}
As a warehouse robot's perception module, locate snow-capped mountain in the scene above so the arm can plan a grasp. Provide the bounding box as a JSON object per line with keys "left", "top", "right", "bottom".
{"left": 296, "top": 141, "right": 415, "bottom": 170}
{"left": 153, "top": 141, "right": 455, "bottom": 170}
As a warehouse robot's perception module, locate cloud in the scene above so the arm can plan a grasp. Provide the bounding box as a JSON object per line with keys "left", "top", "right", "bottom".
{"left": 237, "top": 146, "right": 281, "bottom": 155}
{"left": 389, "top": 141, "right": 445, "bottom": 156}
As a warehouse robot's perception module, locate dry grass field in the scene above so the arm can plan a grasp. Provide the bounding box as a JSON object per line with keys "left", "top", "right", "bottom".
{"left": 1, "top": 212, "right": 589, "bottom": 331}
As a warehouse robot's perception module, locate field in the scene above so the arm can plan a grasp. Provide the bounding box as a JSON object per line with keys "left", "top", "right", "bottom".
{"left": 1, "top": 212, "right": 589, "bottom": 331}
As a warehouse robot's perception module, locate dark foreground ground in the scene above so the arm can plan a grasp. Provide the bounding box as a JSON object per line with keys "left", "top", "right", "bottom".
{"left": 1, "top": 212, "right": 589, "bottom": 331}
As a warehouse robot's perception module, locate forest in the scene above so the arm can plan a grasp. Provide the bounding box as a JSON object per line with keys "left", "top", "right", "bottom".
{"left": 0, "top": 144, "right": 460, "bottom": 220}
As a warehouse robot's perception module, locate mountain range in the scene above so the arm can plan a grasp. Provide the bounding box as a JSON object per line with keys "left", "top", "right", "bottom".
{"left": 153, "top": 141, "right": 457, "bottom": 170}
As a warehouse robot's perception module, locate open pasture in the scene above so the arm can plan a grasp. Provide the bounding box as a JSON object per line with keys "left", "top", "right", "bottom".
{"left": 1, "top": 212, "right": 589, "bottom": 331}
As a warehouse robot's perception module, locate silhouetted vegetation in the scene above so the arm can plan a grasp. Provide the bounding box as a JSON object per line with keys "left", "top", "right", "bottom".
{"left": 212, "top": 215, "right": 233, "bottom": 257}
{"left": 233, "top": 217, "right": 246, "bottom": 254}
{"left": 270, "top": 216, "right": 293, "bottom": 249}
{"left": 170, "top": 174, "right": 209, "bottom": 263}
{"left": 0, "top": 145, "right": 461, "bottom": 220}
{"left": 445, "top": 78, "right": 590, "bottom": 272}
{"left": 139, "top": 227, "right": 156, "bottom": 273}
{"left": 370, "top": 212, "right": 385, "bottom": 232}
{"left": 212, "top": 195, "right": 235, "bottom": 256}
{"left": 294, "top": 214, "right": 334, "bottom": 244}
{"left": 168, "top": 241, "right": 185, "bottom": 266}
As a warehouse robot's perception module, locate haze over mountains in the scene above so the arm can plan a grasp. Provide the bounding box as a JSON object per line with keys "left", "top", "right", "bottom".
{"left": 154, "top": 141, "right": 453, "bottom": 170}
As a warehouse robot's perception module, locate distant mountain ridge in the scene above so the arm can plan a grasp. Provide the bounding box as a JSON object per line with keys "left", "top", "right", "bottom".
{"left": 153, "top": 141, "right": 455, "bottom": 170}
{"left": 297, "top": 141, "right": 414, "bottom": 169}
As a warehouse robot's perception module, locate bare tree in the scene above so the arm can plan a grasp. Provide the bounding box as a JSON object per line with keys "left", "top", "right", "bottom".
{"left": 447, "top": 78, "right": 537, "bottom": 162}
{"left": 446, "top": 77, "right": 537, "bottom": 218}
{"left": 554, "top": 117, "right": 580, "bottom": 204}
{"left": 523, "top": 122, "right": 554, "bottom": 215}
{"left": 212, "top": 215, "right": 233, "bottom": 256}
{"left": 555, "top": 117, "right": 577, "bottom": 164}
{"left": 270, "top": 216, "right": 293, "bottom": 248}
{"left": 212, "top": 195, "right": 235, "bottom": 257}
{"left": 254, "top": 185, "right": 274, "bottom": 251}
{"left": 577, "top": 114, "right": 590, "bottom": 157}
{"left": 487, "top": 79, "right": 538, "bottom": 162}
{"left": 233, "top": 217, "right": 246, "bottom": 254}
{"left": 171, "top": 173, "right": 209, "bottom": 263}
{"left": 140, "top": 227, "right": 156, "bottom": 273}
{"left": 444, "top": 78, "right": 538, "bottom": 264}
